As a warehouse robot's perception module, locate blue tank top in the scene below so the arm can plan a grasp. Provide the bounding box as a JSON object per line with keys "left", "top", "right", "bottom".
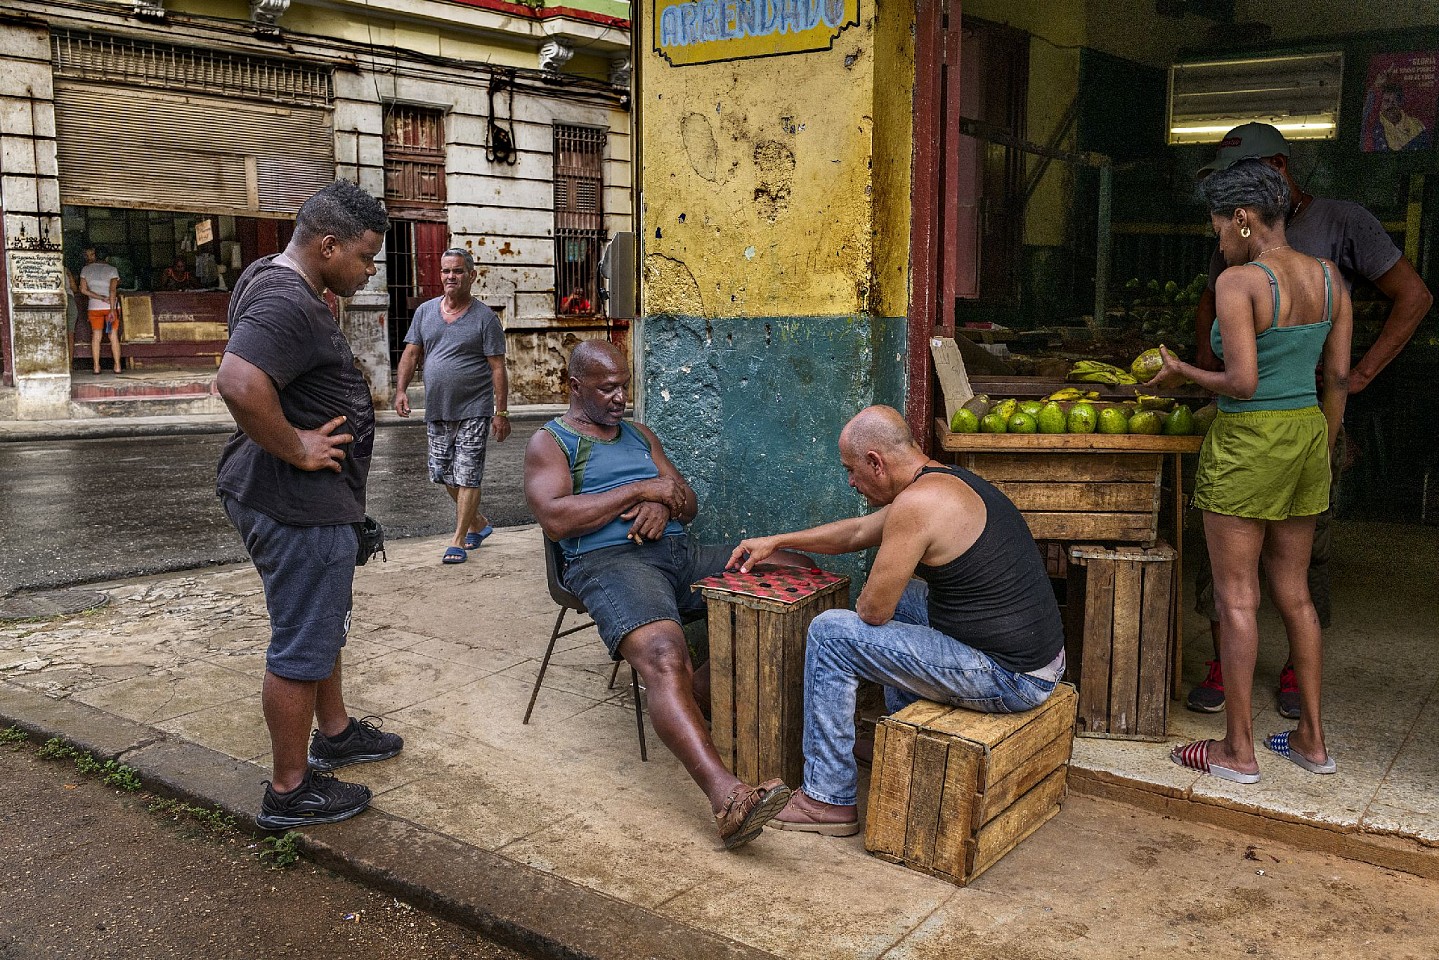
{"left": 542, "top": 418, "right": 685, "bottom": 560}
{"left": 1211, "top": 259, "right": 1333, "bottom": 413}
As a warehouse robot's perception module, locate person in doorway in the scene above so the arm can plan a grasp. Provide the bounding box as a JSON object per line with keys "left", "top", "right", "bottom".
{"left": 1187, "top": 122, "right": 1433, "bottom": 718}
{"left": 1151, "top": 159, "right": 1353, "bottom": 782}
{"left": 79, "top": 246, "right": 122, "bottom": 374}
{"left": 216, "top": 180, "right": 403, "bottom": 830}
{"left": 157, "top": 256, "right": 197, "bottom": 291}
{"left": 727, "top": 405, "right": 1066, "bottom": 835}
{"left": 524, "top": 340, "right": 809, "bottom": 850}
{"left": 394, "top": 248, "right": 510, "bottom": 564}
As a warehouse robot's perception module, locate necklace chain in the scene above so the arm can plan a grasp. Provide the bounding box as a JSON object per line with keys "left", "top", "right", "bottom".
{"left": 1256, "top": 244, "right": 1290, "bottom": 259}
{"left": 277, "top": 255, "right": 323, "bottom": 298}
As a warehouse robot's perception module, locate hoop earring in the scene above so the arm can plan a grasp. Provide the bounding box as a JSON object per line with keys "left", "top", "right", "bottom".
{"left": 1239, "top": 224, "right": 1251, "bottom": 239}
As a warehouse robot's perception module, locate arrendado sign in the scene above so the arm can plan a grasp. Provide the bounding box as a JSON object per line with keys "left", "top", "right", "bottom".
{"left": 655, "top": 0, "right": 860, "bottom": 66}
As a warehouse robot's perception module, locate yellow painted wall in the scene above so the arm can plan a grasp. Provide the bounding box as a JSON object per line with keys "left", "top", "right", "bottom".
{"left": 869, "top": 2, "right": 915, "bottom": 321}
{"left": 640, "top": 12, "right": 879, "bottom": 319}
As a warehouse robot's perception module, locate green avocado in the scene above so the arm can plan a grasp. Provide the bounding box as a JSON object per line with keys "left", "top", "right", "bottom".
{"left": 1097, "top": 407, "right": 1130, "bottom": 434}
{"left": 1067, "top": 402, "right": 1098, "bottom": 434}
{"left": 979, "top": 412, "right": 1008, "bottom": 434}
{"left": 1037, "top": 402, "right": 1067, "bottom": 434}
{"left": 1008, "top": 412, "right": 1038, "bottom": 434}
{"left": 950, "top": 408, "right": 980, "bottom": 433}
{"left": 1163, "top": 404, "right": 1195, "bottom": 436}
{"left": 1129, "top": 410, "right": 1163, "bottom": 435}
{"left": 1018, "top": 400, "right": 1044, "bottom": 418}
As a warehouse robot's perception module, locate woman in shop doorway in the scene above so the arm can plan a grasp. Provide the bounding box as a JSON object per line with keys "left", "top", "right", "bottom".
{"left": 1145, "top": 159, "right": 1352, "bottom": 784}
{"left": 79, "top": 245, "right": 123, "bottom": 374}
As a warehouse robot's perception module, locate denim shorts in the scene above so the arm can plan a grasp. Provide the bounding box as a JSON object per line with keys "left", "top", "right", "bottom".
{"left": 561, "top": 534, "right": 731, "bottom": 659}
{"left": 427, "top": 417, "right": 490, "bottom": 488}
{"left": 222, "top": 496, "right": 357, "bottom": 682}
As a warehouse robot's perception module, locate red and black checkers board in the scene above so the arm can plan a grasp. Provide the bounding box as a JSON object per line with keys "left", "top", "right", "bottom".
{"left": 693, "top": 565, "right": 848, "bottom": 608}
{"left": 695, "top": 566, "right": 850, "bottom": 787}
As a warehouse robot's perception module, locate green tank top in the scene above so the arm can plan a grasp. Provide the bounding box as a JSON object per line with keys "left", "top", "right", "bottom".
{"left": 1210, "top": 259, "right": 1333, "bottom": 413}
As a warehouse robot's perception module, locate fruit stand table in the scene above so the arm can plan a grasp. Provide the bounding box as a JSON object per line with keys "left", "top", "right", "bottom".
{"left": 932, "top": 422, "right": 1204, "bottom": 703}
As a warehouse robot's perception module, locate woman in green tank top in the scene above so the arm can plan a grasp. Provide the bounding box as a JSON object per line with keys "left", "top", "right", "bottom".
{"left": 1146, "top": 159, "right": 1353, "bottom": 785}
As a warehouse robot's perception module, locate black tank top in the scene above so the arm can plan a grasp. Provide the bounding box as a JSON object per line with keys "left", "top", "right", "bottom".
{"left": 912, "top": 465, "right": 1064, "bottom": 673}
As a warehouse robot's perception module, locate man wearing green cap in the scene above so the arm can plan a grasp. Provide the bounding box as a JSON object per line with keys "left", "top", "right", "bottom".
{"left": 1187, "top": 121, "right": 1433, "bottom": 717}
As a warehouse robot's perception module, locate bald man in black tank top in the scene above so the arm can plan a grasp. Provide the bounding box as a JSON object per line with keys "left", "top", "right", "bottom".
{"left": 728, "top": 405, "right": 1065, "bottom": 835}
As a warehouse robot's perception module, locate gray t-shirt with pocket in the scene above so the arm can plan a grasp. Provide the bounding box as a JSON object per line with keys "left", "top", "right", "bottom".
{"left": 404, "top": 298, "right": 506, "bottom": 422}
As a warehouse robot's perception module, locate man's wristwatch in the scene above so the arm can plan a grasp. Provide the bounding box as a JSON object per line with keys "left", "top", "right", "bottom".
{"left": 494, "top": 410, "right": 510, "bottom": 418}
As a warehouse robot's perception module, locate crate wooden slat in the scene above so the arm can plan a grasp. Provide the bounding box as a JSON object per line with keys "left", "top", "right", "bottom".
{"left": 864, "top": 684, "right": 1077, "bottom": 886}
{"left": 935, "top": 420, "right": 1204, "bottom": 454}
{"left": 701, "top": 576, "right": 849, "bottom": 788}
{"left": 1066, "top": 544, "right": 1176, "bottom": 740}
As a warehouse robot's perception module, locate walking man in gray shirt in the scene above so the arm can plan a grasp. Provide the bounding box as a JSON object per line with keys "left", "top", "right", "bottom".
{"left": 395, "top": 248, "right": 510, "bottom": 563}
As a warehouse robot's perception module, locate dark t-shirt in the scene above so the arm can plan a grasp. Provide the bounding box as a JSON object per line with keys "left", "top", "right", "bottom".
{"left": 913, "top": 465, "right": 1065, "bottom": 674}
{"left": 1207, "top": 197, "right": 1402, "bottom": 293}
{"left": 216, "top": 256, "right": 374, "bottom": 526}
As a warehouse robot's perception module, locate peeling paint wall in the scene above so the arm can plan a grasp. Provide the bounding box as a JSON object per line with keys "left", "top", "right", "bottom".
{"left": 638, "top": 5, "right": 914, "bottom": 569}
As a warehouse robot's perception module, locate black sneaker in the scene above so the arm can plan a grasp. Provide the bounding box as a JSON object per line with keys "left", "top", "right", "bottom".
{"left": 256, "top": 770, "right": 371, "bottom": 830}
{"left": 1185, "top": 660, "right": 1226, "bottom": 713}
{"left": 307, "top": 716, "right": 404, "bottom": 771}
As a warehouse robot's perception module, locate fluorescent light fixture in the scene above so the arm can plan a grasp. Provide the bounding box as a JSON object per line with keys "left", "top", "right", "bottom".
{"left": 1168, "top": 52, "right": 1343, "bottom": 145}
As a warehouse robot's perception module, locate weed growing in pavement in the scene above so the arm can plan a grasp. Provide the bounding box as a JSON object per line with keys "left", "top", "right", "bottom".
{"left": 0, "top": 726, "right": 26, "bottom": 745}
{"left": 257, "top": 832, "right": 302, "bottom": 869}
{"left": 149, "top": 798, "right": 238, "bottom": 836}
{"left": 35, "top": 737, "right": 141, "bottom": 790}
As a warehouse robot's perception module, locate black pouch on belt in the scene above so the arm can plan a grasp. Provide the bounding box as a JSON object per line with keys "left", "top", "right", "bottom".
{"left": 354, "top": 515, "right": 387, "bottom": 566}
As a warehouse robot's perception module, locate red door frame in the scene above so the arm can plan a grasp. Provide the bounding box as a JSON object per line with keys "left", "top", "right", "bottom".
{"left": 906, "top": 0, "right": 965, "bottom": 452}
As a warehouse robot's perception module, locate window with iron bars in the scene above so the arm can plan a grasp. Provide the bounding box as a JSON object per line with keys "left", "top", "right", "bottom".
{"left": 553, "top": 124, "right": 606, "bottom": 317}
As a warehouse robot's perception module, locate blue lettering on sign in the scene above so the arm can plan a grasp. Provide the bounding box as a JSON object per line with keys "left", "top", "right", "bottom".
{"left": 658, "top": 0, "right": 854, "bottom": 57}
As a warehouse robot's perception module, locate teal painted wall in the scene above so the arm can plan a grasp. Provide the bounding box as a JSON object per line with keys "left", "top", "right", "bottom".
{"left": 642, "top": 313, "right": 907, "bottom": 587}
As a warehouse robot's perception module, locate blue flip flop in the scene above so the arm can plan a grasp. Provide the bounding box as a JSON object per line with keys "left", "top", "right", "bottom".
{"left": 464, "top": 525, "right": 494, "bottom": 550}
{"left": 1265, "top": 731, "right": 1337, "bottom": 775}
{"left": 442, "top": 546, "right": 467, "bottom": 564}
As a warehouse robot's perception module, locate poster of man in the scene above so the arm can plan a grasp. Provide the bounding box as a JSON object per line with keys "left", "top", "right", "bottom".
{"left": 1362, "top": 51, "right": 1436, "bottom": 153}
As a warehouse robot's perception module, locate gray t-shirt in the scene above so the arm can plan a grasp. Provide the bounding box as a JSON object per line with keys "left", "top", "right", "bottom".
{"left": 404, "top": 298, "right": 506, "bottom": 422}
{"left": 1208, "top": 197, "right": 1403, "bottom": 292}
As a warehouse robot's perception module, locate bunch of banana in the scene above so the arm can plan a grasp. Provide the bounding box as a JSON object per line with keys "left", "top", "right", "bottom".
{"left": 1067, "top": 360, "right": 1138, "bottom": 385}
{"left": 1046, "top": 387, "right": 1101, "bottom": 402}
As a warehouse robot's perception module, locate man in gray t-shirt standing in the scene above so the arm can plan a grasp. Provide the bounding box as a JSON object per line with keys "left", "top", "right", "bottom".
{"left": 395, "top": 247, "right": 510, "bottom": 564}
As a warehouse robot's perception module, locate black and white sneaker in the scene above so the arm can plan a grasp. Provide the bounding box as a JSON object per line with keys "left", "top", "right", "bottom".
{"left": 307, "top": 716, "right": 404, "bottom": 771}
{"left": 256, "top": 770, "right": 372, "bottom": 830}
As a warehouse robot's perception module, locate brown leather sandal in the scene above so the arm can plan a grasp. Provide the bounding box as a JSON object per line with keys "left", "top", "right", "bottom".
{"left": 714, "top": 778, "right": 791, "bottom": 851}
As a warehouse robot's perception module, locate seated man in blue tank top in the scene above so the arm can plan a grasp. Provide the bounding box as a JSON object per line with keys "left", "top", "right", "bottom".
{"left": 524, "top": 340, "right": 810, "bottom": 851}
{"left": 728, "top": 405, "right": 1066, "bottom": 836}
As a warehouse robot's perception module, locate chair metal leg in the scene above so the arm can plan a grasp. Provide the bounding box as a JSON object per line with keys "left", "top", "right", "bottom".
{"left": 523, "top": 607, "right": 566, "bottom": 724}
{"left": 607, "top": 659, "right": 621, "bottom": 690}
{"left": 630, "top": 664, "right": 648, "bottom": 762}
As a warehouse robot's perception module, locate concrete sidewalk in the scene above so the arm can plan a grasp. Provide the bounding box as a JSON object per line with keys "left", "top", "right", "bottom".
{"left": 4, "top": 526, "right": 1439, "bottom": 960}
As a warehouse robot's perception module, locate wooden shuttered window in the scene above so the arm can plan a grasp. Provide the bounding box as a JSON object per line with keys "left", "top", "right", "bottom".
{"left": 553, "top": 125, "right": 606, "bottom": 316}
{"left": 384, "top": 105, "right": 447, "bottom": 214}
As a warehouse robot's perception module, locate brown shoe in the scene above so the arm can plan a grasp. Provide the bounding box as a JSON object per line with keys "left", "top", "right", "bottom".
{"left": 769, "top": 788, "right": 860, "bottom": 837}
{"left": 714, "top": 778, "right": 791, "bottom": 851}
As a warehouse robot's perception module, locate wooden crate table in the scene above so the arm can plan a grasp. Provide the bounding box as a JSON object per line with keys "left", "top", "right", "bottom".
{"left": 934, "top": 421, "right": 1203, "bottom": 699}
{"left": 1064, "top": 543, "right": 1176, "bottom": 740}
{"left": 694, "top": 566, "right": 850, "bottom": 788}
{"left": 865, "top": 683, "right": 1077, "bottom": 886}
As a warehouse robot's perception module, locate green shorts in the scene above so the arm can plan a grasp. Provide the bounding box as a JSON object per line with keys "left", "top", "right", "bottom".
{"left": 1193, "top": 406, "right": 1330, "bottom": 521}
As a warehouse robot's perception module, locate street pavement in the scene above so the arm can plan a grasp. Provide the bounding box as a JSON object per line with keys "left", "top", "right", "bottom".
{"left": 4, "top": 526, "right": 1438, "bottom": 960}
{"left": 0, "top": 414, "right": 545, "bottom": 596}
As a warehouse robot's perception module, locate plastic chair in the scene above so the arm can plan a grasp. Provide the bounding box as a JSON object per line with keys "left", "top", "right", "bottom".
{"left": 523, "top": 537, "right": 647, "bottom": 760}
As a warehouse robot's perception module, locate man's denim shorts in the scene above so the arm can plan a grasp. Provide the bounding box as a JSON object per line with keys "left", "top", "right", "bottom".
{"left": 561, "top": 534, "right": 731, "bottom": 659}
{"left": 222, "top": 497, "right": 357, "bottom": 682}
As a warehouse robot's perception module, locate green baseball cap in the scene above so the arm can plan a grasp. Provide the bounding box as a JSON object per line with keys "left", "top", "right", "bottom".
{"left": 1197, "top": 122, "right": 1290, "bottom": 176}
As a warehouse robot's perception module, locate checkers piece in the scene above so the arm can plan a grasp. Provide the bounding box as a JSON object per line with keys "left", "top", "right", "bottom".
{"left": 693, "top": 565, "right": 846, "bottom": 605}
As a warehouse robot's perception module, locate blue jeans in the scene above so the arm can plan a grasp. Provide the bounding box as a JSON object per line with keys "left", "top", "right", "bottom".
{"left": 802, "top": 580, "right": 1058, "bottom": 806}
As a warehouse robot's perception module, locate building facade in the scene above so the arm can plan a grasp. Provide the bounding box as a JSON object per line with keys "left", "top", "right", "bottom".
{"left": 0, "top": 0, "right": 632, "bottom": 420}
